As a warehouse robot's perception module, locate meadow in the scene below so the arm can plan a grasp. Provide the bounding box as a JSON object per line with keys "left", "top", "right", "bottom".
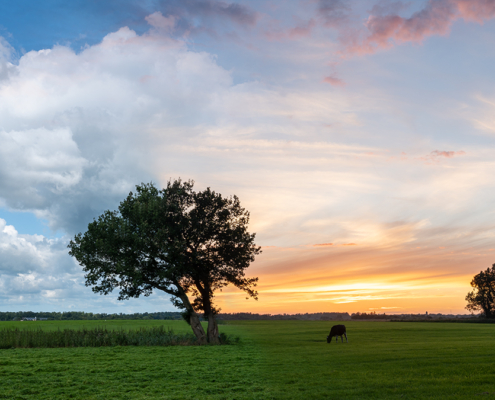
{"left": 0, "top": 320, "right": 494, "bottom": 399}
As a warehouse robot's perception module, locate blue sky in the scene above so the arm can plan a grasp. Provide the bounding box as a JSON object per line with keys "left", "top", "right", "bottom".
{"left": 1, "top": 0, "right": 495, "bottom": 314}
{"left": 0, "top": 1, "right": 154, "bottom": 52}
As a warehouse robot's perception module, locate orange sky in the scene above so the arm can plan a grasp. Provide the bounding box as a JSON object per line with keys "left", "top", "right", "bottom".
{"left": 215, "top": 242, "right": 493, "bottom": 315}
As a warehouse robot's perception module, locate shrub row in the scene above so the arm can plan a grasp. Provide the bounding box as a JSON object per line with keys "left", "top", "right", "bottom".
{"left": 0, "top": 326, "right": 198, "bottom": 349}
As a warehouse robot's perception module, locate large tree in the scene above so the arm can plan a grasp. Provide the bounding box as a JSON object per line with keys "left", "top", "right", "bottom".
{"left": 465, "top": 264, "right": 495, "bottom": 318}
{"left": 68, "top": 180, "right": 261, "bottom": 344}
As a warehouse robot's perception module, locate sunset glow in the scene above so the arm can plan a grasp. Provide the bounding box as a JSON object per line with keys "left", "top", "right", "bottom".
{"left": 1, "top": 0, "right": 495, "bottom": 314}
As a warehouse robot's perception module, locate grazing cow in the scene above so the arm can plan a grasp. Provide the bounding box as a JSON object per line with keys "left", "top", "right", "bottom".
{"left": 327, "top": 324, "right": 348, "bottom": 343}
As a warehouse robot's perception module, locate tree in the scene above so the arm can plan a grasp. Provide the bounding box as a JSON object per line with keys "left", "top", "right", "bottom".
{"left": 68, "top": 180, "right": 261, "bottom": 344}
{"left": 465, "top": 264, "right": 495, "bottom": 318}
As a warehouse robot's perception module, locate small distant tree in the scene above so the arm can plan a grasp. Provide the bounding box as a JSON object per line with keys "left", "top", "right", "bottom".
{"left": 465, "top": 264, "right": 495, "bottom": 318}
{"left": 68, "top": 179, "right": 261, "bottom": 344}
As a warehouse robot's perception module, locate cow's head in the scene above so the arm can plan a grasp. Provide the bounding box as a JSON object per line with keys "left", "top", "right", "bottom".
{"left": 326, "top": 335, "right": 330, "bottom": 343}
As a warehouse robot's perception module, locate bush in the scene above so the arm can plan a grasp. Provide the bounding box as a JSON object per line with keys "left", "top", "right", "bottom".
{"left": 218, "top": 332, "right": 240, "bottom": 345}
{"left": 0, "top": 326, "right": 198, "bottom": 348}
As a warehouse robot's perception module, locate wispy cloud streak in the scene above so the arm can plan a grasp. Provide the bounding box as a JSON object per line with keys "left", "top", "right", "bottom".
{"left": 337, "top": 0, "right": 495, "bottom": 56}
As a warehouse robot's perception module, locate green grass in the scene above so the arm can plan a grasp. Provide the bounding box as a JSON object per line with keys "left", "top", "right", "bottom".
{"left": 0, "top": 320, "right": 494, "bottom": 399}
{"left": 241, "top": 321, "right": 495, "bottom": 399}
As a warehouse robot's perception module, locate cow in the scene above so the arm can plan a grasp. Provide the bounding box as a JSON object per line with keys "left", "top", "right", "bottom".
{"left": 327, "top": 324, "right": 348, "bottom": 343}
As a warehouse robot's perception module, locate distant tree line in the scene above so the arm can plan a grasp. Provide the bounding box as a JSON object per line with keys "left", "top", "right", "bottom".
{"left": 217, "top": 312, "right": 350, "bottom": 321}
{"left": 351, "top": 312, "right": 393, "bottom": 320}
{"left": 1, "top": 311, "right": 483, "bottom": 322}
{"left": 0, "top": 311, "right": 183, "bottom": 321}
{"left": 351, "top": 312, "right": 481, "bottom": 321}
{"left": 0, "top": 311, "right": 351, "bottom": 322}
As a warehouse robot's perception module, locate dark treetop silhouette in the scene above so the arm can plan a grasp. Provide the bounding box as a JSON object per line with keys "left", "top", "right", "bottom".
{"left": 465, "top": 264, "right": 495, "bottom": 319}
{"left": 68, "top": 180, "right": 261, "bottom": 344}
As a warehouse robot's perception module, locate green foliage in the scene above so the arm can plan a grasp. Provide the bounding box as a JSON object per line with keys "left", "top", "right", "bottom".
{"left": 180, "top": 308, "right": 193, "bottom": 325}
{"left": 351, "top": 311, "right": 389, "bottom": 319}
{"left": 218, "top": 332, "right": 240, "bottom": 345}
{"left": 0, "top": 326, "right": 197, "bottom": 349}
{"left": 68, "top": 180, "right": 260, "bottom": 343}
{"left": 466, "top": 263, "right": 495, "bottom": 318}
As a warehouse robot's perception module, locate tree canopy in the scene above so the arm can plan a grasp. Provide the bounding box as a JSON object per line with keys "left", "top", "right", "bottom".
{"left": 465, "top": 264, "right": 495, "bottom": 318}
{"left": 68, "top": 179, "right": 261, "bottom": 343}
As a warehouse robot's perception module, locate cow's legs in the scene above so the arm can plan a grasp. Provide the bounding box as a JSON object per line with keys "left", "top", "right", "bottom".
{"left": 344, "top": 333, "right": 348, "bottom": 342}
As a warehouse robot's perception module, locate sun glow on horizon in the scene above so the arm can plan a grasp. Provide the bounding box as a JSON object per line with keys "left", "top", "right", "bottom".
{"left": 214, "top": 243, "right": 489, "bottom": 315}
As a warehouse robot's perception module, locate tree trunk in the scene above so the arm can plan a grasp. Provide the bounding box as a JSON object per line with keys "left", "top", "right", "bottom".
{"left": 178, "top": 293, "right": 207, "bottom": 345}
{"left": 200, "top": 288, "right": 220, "bottom": 344}
{"left": 194, "top": 281, "right": 220, "bottom": 344}
{"left": 190, "top": 312, "right": 208, "bottom": 344}
{"left": 207, "top": 313, "right": 220, "bottom": 344}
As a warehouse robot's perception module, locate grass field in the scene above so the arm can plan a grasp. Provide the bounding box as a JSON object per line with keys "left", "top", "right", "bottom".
{"left": 0, "top": 320, "right": 494, "bottom": 399}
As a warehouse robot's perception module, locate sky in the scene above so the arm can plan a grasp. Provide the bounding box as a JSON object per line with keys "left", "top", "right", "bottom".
{"left": 1, "top": 0, "right": 495, "bottom": 315}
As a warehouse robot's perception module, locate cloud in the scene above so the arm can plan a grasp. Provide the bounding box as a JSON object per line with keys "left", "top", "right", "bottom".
{"left": 0, "top": 17, "right": 388, "bottom": 311}
{"left": 420, "top": 150, "right": 466, "bottom": 163}
{"left": 0, "top": 128, "right": 87, "bottom": 210}
{"left": 217, "top": 232, "right": 488, "bottom": 313}
{"left": 323, "top": 75, "right": 345, "bottom": 86}
{"left": 455, "top": 0, "right": 495, "bottom": 22}
{"left": 0, "top": 37, "right": 16, "bottom": 81}
{"left": 230, "top": 215, "right": 495, "bottom": 313}
{"left": 102, "top": 0, "right": 259, "bottom": 30}
{"left": 177, "top": 0, "right": 258, "bottom": 26}
{"left": 0, "top": 217, "right": 180, "bottom": 311}
{"left": 151, "top": 0, "right": 258, "bottom": 38}
{"left": 288, "top": 18, "right": 317, "bottom": 38}
{"left": 1, "top": 5, "right": 494, "bottom": 313}
{"left": 339, "top": 0, "right": 495, "bottom": 56}
{"left": 430, "top": 150, "right": 466, "bottom": 158}
{"left": 0, "top": 24, "right": 234, "bottom": 234}
{"left": 318, "top": 0, "right": 351, "bottom": 27}
{"left": 468, "top": 96, "right": 495, "bottom": 134}
{"left": 313, "top": 242, "right": 356, "bottom": 247}
{"left": 264, "top": 18, "right": 317, "bottom": 41}
{"left": 145, "top": 12, "right": 177, "bottom": 33}
{"left": 0, "top": 18, "right": 371, "bottom": 311}
{"left": 0, "top": 219, "right": 57, "bottom": 275}
{"left": 0, "top": 37, "right": 14, "bottom": 61}
{"left": 369, "top": 1, "right": 412, "bottom": 17}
